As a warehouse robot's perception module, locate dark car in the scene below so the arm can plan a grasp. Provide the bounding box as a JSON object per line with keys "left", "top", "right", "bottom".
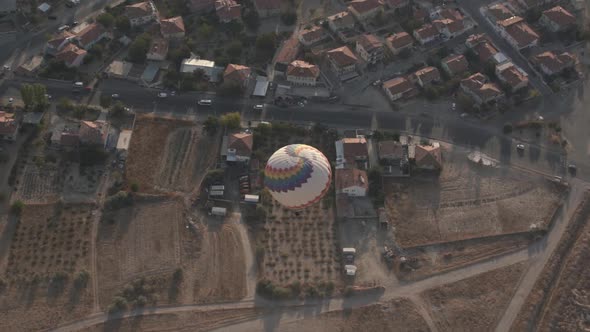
{"left": 48, "top": 15, "right": 57, "bottom": 20}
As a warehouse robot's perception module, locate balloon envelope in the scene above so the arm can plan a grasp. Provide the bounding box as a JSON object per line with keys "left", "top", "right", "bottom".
{"left": 264, "top": 144, "right": 332, "bottom": 209}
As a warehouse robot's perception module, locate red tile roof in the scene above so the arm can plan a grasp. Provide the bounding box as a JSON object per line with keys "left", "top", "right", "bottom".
{"left": 414, "top": 66, "right": 441, "bottom": 84}
{"left": 327, "top": 46, "right": 358, "bottom": 67}
{"left": 160, "top": 16, "right": 185, "bottom": 35}
{"left": 486, "top": 3, "right": 515, "bottom": 22}
{"left": 496, "top": 63, "right": 528, "bottom": 89}
{"left": 442, "top": 54, "right": 468, "bottom": 75}
{"left": 48, "top": 31, "right": 75, "bottom": 48}
{"left": 228, "top": 132, "right": 253, "bottom": 156}
{"left": 433, "top": 18, "right": 464, "bottom": 33}
{"left": 224, "top": 64, "right": 251, "bottom": 83}
{"left": 348, "top": 0, "right": 382, "bottom": 15}
{"left": 383, "top": 77, "right": 415, "bottom": 96}
{"left": 378, "top": 140, "right": 405, "bottom": 159}
{"left": 503, "top": 21, "right": 539, "bottom": 48}
{"left": 342, "top": 137, "right": 367, "bottom": 160}
{"left": 286, "top": 60, "right": 320, "bottom": 78}
{"left": 0, "top": 112, "right": 17, "bottom": 136}
{"left": 299, "top": 26, "right": 327, "bottom": 43}
{"left": 542, "top": 6, "right": 576, "bottom": 28}
{"left": 386, "top": 31, "right": 413, "bottom": 49}
{"left": 215, "top": 0, "right": 241, "bottom": 21}
{"left": 415, "top": 144, "right": 442, "bottom": 169}
{"left": 357, "top": 34, "right": 383, "bottom": 52}
{"left": 414, "top": 24, "right": 438, "bottom": 40}
{"left": 125, "top": 2, "right": 154, "bottom": 19}
{"left": 56, "top": 43, "right": 87, "bottom": 66}
{"left": 76, "top": 23, "right": 106, "bottom": 48}
{"left": 275, "top": 36, "right": 301, "bottom": 64}
{"left": 461, "top": 73, "right": 503, "bottom": 101}
{"left": 473, "top": 41, "right": 499, "bottom": 62}
{"left": 336, "top": 168, "right": 368, "bottom": 191}
{"left": 531, "top": 51, "right": 576, "bottom": 74}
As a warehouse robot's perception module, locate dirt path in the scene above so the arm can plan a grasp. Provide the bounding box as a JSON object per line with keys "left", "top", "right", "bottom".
{"left": 229, "top": 212, "right": 257, "bottom": 299}
{"left": 408, "top": 295, "right": 439, "bottom": 332}
{"left": 90, "top": 172, "right": 111, "bottom": 312}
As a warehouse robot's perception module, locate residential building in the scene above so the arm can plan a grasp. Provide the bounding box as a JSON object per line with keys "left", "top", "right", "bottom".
{"left": 274, "top": 36, "right": 300, "bottom": 73}
{"left": 541, "top": 6, "right": 576, "bottom": 32}
{"left": 16, "top": 56, "right": 44, "bottom": 77}
{"left": 433, "top": 17, "right": 466, "bottom": 39}
{"left": 441, "top": 54, "right": 469, "bottom": 77}
{"left": 160, "top": 16, "right": 185, "bottom": 39}
{"left": 106, "top": 60, "right": 133, "bottom": 79}
{"left": 253, "top": 0, "right": 281, "bottom": 17}
{"left": 327, "top": 11, "right": 355, "bottom": 32}
{"left": 466, "top": 33, "right": 501, "bottom": 63}
{"left": 286, "top": 60, "right": 320, "bottom": 86}
{"left": 342, "top": 137, "right": 368, "bottom": 163}
{"left": 383, "top": 0, "right": 408, "bottom": 11}
{"left": 227, "top": 132, "right": 253, "bottom": 162}
{"left": 495, "top": 62, "right": 529, "bottom": 92}
{"left": 75, "top": 23, "right": 109, "bottom": 50}
{"left": 223, "top": 64, "right": 251, "bottom": 86}
{"left": 414, "top": 142, "right": 442, "bottom": 170}
{"left": 45, "top": 31, "right": 75, "bottom": 55}
{"left": 116, "top": 130, "right": 132, "bottom": 159}
{"left": 382, "top": 77, "right": 417, "bottom": 101}
{"left": 298, "top": 26, "right": 328, "bottom": 46}
{"left": 385, "top": 32, "right": 413, "bottom": 55}
{"left": 485, "top": 3, "right": 515, "bottom": 23}
{"left": 181, "top": 55, "right": 215, "bottom": 77}
{"left": 460, "top": 73, "right": 504, "bottom": 104}
{"left": 79, "top": 120, "right": 109, "bottom": 147}
{"left": 55, "top": 43, "right": 87, "bottom": 68}
{"left": 335, "top": 168, "right": 368, "bottom": 197}
{"left": 215, "top": 0, "right": 241, "bottom": 23}
{"left": 412, "top": 66, "right": 441, "bottom": 87}
{"left": 530, "top": 51, "right": 576, "bottom": 76}
{"left": 355, "top": 33, "right": 383, "bottom": 65}
{"left": 146, "top": 38, "right": 169, "bottom": 61}
{"left": 0, "top": 111, "right": 18, "bottom": 141}
{"left": 497, "top": 16, "right": 539, "bottom": 50}
{"left": 347, "top": 0, "right": 382, "bottom": 22}
{"left": 379, "top": 140, "right": 406, "bottom": 161}
{"left": 326, "top": 46, "right": 358, "bottom": 77}
{"left": 413, "top": 24, "right": 438, "bottom": 45}
{"left": 124, "top": 1, "right": 158, "bottom": 27}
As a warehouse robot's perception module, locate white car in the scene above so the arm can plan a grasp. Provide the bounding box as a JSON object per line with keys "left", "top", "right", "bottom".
{"left": 253, "top": 104, "right": 264, "bottom": 110}
{"left": 2, "top": 65, "right": 10, "bottom": 71}
{"left": 111, "top": 93, "right": 120, "bottom": 99}
{"left": 8, "top": 97, "right": 13, "bottom": 103}
{"left": 516, "top": 143, "right": 525, "bottom": 151}
{"left": 157, "top": 92, "right": 168, "bottom": 98}
{"left": 198, "top": 99, "right": 212, "bottom": 106}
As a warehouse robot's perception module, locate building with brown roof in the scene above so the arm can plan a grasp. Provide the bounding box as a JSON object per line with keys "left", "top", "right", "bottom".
{"left": 384, "top": 0, "right": 408, "bottom": 10}
{"left": 441, "top": 54, "right": 469, "bottom": 77}
{"left": 327, "top": 11, "right": 355, "bottom": 32}
{"left": 215, "top": 0, "right": 241, "bottom": 23}
{"left": 413, "top": 24, "right": 438, "bottom": 45}
{"left": 385, "top": 32, "right": 413, "bottom": 55}
{"left": 485, "top": 3, "right": 515, "bottom": 23}
{"left": 45, "top": 31, "right": 75, "bottom": 55}
{"left": 335, "top": 168, "right": 368, "bottom": 197}
{"left": 274, "top": 36, "right": 301, "bottom": 73}
{"left": 355, "top": 33, "right": 383, "bottom": 64}
{"left": 343, "top": 137, "right": 368, "bottom": 162}
{"left": 326, "top": 46, "right": 358, "bottom": 77}
{"left": 55, "top": 43, "right": 87, "bottom": 68}
{"left": 253, "top": 0, "right": 281, "bottom": 17}
{"left": 541, "top": 6, "right": 576, "bottom": 32}
{"left": 530, "top": 51, "right": 576, "bottom": 76}
{"left": 223, "top": 64, "right": 251, "bottom": 86}
{"left": 495, "top": 62, "right": 529, "bottom": 92}
{"left": 378, "top": 140, "right": 405, "bottom": 160}
{"left": 382, "top": 77, "right": 417, "bottom": 101}
{"left": 433, "top": 17, "right": 466, "bottom": 39}
{"left": 0, "top": 111, "right": 19, "bottom": 141}
{"left": 414, "top": 142, "right": 442, "bottom": 170}
{"left": 17, "top": 55, "right": 44, "bottom": 77}
{"left": 79, "top": 120, "right": 109, "bottom": 147}
{"left": 497, "top": 16, "right": 539, "bottom": 50}
{"left": 460, "top": 73, "right": 504, "bottom": 105}
{"left": 298, "top": 26, "right": 328, "bottom": 46}
{"left": 160, "top": 16, "right": 185, "bottom": 39}
{"left": 412, "top": 66, "right": 440, "bottom": 88}
{"left": 75, "top": 23, "right": 109, "bottom": 50}
{"left": 227, "top": 132, "right": 253, "bottom": 162}
{"left": 146, "top": 38, "right": 169, "bottom": 61}
{"left": 348, "top": 0, "right": 383, "bottom": 22}
{"left": 286, "top": 60, "right": 320, "bottom": 86}
{"left": 124, "top": 1, "right": 158, "bottom": 27}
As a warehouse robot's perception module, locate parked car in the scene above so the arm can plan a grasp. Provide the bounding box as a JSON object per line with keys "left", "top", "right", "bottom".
{"left": 516, "top": 143, "right": 525, "bottom": 151}
{"left": 111, "top": 93, "right": 120, "bottom": 99}
{"left": 253, "top": 104, "right": 264, "bottom": 110}
{"left": 568, "top": 164, "right": 577, "bottom": 174}
{"left": 157, "top": 92, "right": 167, "bottom": 98}
{"left": 198, "top": 99, "right": 212, "bottom": 106}
{"left": 48, "top": 15, "right": 57, "bottom": 20}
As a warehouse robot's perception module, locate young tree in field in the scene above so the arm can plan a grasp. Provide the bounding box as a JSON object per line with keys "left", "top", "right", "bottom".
{"left": 203, "top": 116, "right": 219, "bottom": 135}
{"left": 20, "top": 83, "right": 48, "bottom": 111}
{"left": 220, "top": 112, "right": 241, "bottom": 130}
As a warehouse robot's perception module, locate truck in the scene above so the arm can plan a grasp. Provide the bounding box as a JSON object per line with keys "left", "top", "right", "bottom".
{"left": 342, "top": 248, "right": 356, "bottom": 264}
{"left": 209, "top": 190, "right": 224, "bottom": 197}
{"left": 244, "top": 194, "right": 259, "bottom": 203}
{"left": 210, "top": 185, "right": 225, "bottom": 191}
{"left": 210, "top": 207, "right": 227, "bottom": 217}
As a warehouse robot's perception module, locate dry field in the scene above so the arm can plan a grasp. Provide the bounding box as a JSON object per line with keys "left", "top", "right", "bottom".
{"left": 125, "top": 115, "right": 219, "bottom": 193}
{"left": 259, "top": 201, "right": 341, "bottom": 287}
{"left": 385, "top": 150, "right": 565, "bottom": 247}
{"left": 0, "top": 203, "right": 94, "bottom": 331}
{"left": 511, "top": 192, "right": 590, "bottom": 332}
{"left": 421, "top": 262, "right": 527, "bottom": 331}
{"left": 276, "top": 298, "right": 431, "bottom": 332}
{"left": 13, "top": 164, "right": 61, "bottom": 203}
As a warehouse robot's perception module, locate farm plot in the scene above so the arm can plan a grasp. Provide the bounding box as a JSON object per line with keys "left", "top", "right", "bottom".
{"left": 421, "top": 262, "right": 527, "bottom": 331}
{"left": 259, "top": 201, "right": 341, "bottom": 288}
{"left": 97, "top": 198, "right": 182, "bottom": 307}
{"left": 14, "top": 164, "right": 62, "bottom": 203}
{"left": 385, "top": 148, "right": 565, "bottom": 247}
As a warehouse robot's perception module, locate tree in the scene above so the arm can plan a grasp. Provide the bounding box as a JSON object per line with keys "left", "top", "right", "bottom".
{"left": 242, "top": 8, "right": 260, "bottom": 31}
{"left": 255, "top": 33, "right": 277, "bottom": 62}
{"left": 217, "top": 81, "right": 243, "bottom": 97}
{"left": 115, "top": 16, "right": 131, "bottom": 32}
{"left": 110, "top": 101, "right": 126, "bottom": 117}
{"left": 203, "top": 116, "right": 219, "bottom": 135}
{"left": 128, "top": 34, "right": 152, "bottom": 64}
{"left": 11, "top": 200, "right": 24, "bottom": 215}
{"left": 280, "top": 11, "right": 297, "bottom": 25}
{"left": 220, "top": 112, "right": 241, "bottom": 130}
{"left": 197, "top": 23, "right": 214, "bottom": 40}
{"left": 20, "top": 83, "right": 48, "bottom": 112}
{"left": 226, "top": 40, "right": 243, "bottom": 58}
{"left": 97, "top": 12, "right": 115, "bottom": 28}
{"left": 58, "top": 97, "right": 74, "bottom": 111}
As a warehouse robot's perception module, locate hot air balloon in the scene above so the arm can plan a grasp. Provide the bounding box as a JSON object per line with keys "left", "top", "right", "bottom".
{"left": 264, "top": 144, "right": 332, "bottom": 209}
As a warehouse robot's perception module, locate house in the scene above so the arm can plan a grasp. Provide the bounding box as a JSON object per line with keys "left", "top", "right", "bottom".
{"left": 530, "top": 51, "right": 576, "bottom": 76}
{"left": 106, "top": 60, "right": 134, "bottom": 79}
{"left": 343, "top": 137, "right": 368, "bottom": 163}
{"left": 75, "top": 23, "right": 109, "bottom": 50}
{"left": 0, "top": 111, "right": 19, "bottom": 141}
{"left": 116, "top": 129, "right": 132, "bottom": 159}
{"left": 497, "top": 16, "right": 539, "bottom": 50}
{"left": 485, "top": 3, "right": 515, "bottom": 23}
{"left": 412, "top": 66, "right": 441, "bottom": 88}
{"left": 385, "top": 32, "right": 413, "bottom": 55}
{"left": 223, "top": 64, "right": 251, "bottom": 87}
{"left": 181, "top": 55, "right": 216, "bottom": 77}
{"left": 495, "top": 62, "right": 529, "bottom": 92}
{"left": 45, "top": 31, "right": 75, "bottom": 55}
{"left": 413, "top": 24, "right": 438, "bottom": 45}
{"left": 382, "top": 77, "right": 417, "bottom": 101}
{"left": 215, "top": 0, "right": 241, "bottom": 23}
{"left": 414, "top": 142, "right": 442, "bottom": 170}
{"left": 466, "top": 33, "right": 501, "bottom": 63}
{"left": 355, "top": 34, "right": 383, "bottom": 65}
{"left": 441, "top": 54, "right": 469, "bottom": 77}
{"left": 55, "top": 43, "right": 87, "bottom": 68}
{"left": 16, "top": 56, "right": 44, "bottom": 77}
{"left": 460, "top": 73, "right": 504, "bottom": 104}
{"left": 124, "top": 1, "right": 158, "bottom": 27}
{"left": 378, "top": 140, "right": 409, "bottom": 174}
{"left": 79, "top": 120, "right": 109, "bottom": 147}
{"left": 146, "top": 38, "right": 169, "bottom": 61}
{"left": 286, "top": 60, "right": 320, "bottom": 86}
{"left": 227, "top": 132, "right": 253, "bottom": 162}
{"left": 433, "top": 17, "right": 466, "bottom": 39}
{"left": 383, "top": 0, "right": 408, "bottom": 11}
{"left": 38, "top": 2, "right": 50, "bottom": 14}
{"left": 253, "top": 0, "right": 281, "bottom": 17}
{"left": 298, "top": 26, "right": 329, "bottom": 47}
{"left": 347, "top": 0, "right": 383, "bottom": 22}
{"left": 541, "top": 6, "right": 576, "bottom": 32}
{"left": 327, "top": 11, "right": 355, "bottom": 32}
{"left": 160, "top": 16, "right": 185, "bottom": 39}
{"left": 335, "top": 168, "right": 368, "bottom": 197}
{"left": 274, "top": 36, "right": 300, "bottom": 73}
{"left": 326, "top": 46, "right": 358, "bottom": 77}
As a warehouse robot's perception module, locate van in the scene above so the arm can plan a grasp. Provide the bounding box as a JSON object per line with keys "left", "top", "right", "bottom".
{"left": 198, "top": 99, "right": 212, "bottom": 106}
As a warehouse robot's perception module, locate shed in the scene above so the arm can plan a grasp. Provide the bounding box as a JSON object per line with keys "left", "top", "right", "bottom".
{"left": 252, "top": 75, "right": 269, "bottom": 97}
{"left": 116, "top": 129, "right": 132, "bottom": 157}
{"left": 210, "top": 190, "right": 224, "bottom": 197}
{"left": 38, "top": 2, "right": 51, "bottom": 13}
{"left": 210, "top": 207, "right": 227, "bottom": 216}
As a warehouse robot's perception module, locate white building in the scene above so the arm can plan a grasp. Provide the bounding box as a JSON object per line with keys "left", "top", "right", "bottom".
{"left": 181, "top": 55, "right": 216, "bottom": 77}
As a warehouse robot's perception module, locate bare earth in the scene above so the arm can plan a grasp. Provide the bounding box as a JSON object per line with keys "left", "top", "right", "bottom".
{"left": 421, "top": 262, "right": 528, "bottom": 331}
